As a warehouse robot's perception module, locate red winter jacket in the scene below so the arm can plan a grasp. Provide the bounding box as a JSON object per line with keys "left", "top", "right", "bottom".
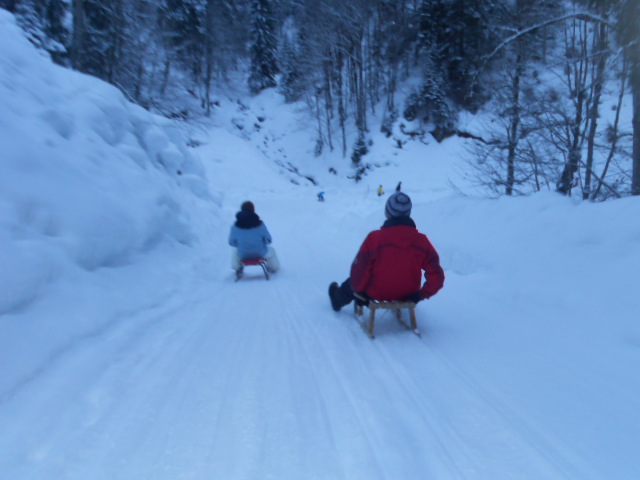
{"left": 350, "top": 218, "right": 444, "bottom": 301}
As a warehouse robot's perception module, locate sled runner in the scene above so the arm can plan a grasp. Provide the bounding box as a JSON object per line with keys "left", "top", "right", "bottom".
{"left": 354, "top": 294, "right": 419, "bottom": 339}
{"left": 236, "top": 258, "right": 270, "bottom": 281}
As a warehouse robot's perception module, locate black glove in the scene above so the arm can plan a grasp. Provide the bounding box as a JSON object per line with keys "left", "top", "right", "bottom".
{"left": 403, "top": 292, "right": 422, "bottom": 304}
{"left": 354, "top": 292, "right": 370, "bottom": 307}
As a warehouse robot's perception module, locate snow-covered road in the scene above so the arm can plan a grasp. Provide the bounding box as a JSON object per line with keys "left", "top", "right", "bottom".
{"left": 3, "top": 162, "right": 638, "bottom": 479}
{"left": 0, "top": 252, "right": 595, "bottom": 479}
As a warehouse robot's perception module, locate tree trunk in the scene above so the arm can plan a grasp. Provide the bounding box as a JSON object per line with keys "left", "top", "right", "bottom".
{"left": 594, "top": 67, "right": 626, "bottom": 199}
{"left": 358, "top": 47, "right": 367, "bottom": 132}
{"left": 387, "top": 62, "right": 397, "bottom": 112}
{"left": 618, "top": 0, "right": 640, "bottom": 195}
{"left": 203, "top": 0, "right": 215, "bottom": 116}
{"left": 323, "top": 60, "right": 334, "bottom": 151}
{"left": 632, "top": 62, "right": 640, "bottom": 195}
{"left": 336, "top": 51, "right": 347, "bottom": 158}
{"left": 160, "top": 60, "right": 171, "bottom": 96}
{"left": 70, "top": 0, "right": 85, "bottom": 71}
{"left": 315, "top": 92, "right": 324, "bottom": 150}
{"left": 584, "top": 23, "right": 608, "bottom": 200}
{"left": 558, "top": 20, "right": 588, "bottom": 196}
{"left": 506, "top": 50, "right": 523, "bottom": 196}
{"left": 108, "top": 0, "right": 125, "bottom": 85}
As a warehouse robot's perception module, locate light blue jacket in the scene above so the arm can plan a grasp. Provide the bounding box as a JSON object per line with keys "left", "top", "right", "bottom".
{"left": 229, "top": 222, "right": 272, "bottom": 259}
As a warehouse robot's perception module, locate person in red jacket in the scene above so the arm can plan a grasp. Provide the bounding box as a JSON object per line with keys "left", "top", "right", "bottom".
{"left": 328, "top": 191, "right": 444, "bottom": 311}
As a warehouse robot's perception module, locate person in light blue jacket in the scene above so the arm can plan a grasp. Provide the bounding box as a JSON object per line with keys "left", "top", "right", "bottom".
{"left": 229, "top": 201, "right": 280, "bottom": 274}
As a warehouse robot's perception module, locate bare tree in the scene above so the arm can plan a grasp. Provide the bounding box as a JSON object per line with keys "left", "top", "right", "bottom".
{"left": 583, "top": 20, "right": 609, "bottom": 199}
{"left": 556, "top": 18, "right": 591, "bottom": 196}
{"left": 467, "top": 0, "right": 561, "bottom": 196}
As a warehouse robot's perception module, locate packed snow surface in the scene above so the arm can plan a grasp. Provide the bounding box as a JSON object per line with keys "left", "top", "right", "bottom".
{"left": 1, "top": 9, "right": 639, "bottom": 480}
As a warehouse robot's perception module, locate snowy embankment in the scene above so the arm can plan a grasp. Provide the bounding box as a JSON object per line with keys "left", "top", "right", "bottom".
{"left": 2, "top": 7, "right": 640, "bottom": 480}
{"left": 0, "top": 9, "right": 215, "bottom": 400}
{"left": 0, "top": 10, "right": 214, "bottom": 314}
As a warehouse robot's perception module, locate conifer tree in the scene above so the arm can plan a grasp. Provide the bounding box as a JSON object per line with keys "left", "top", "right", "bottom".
{"left": 43, "top": 0, "right": 67, "bottom": 50}
{"left": 71, "top": 0, "right": 122, "bottom": 82}
{"left": 279, "top": 32, "right": 306, "bottom": 103}
{"left": 14, "top": 0, "right": 69, "bottom": 62}
{"left": 160, "top": 0, "right": 205, "bottom": 84}
{"left": 248, "top": 0, "right": 278, "bottom": 94}
{"left": 0, "top": 0, "right": 18, "bottom": 12}
{"left": 417, "top": 0, "right": 498, "bottom": 110}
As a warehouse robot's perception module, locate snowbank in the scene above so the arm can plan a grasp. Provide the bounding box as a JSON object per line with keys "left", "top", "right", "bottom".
{"left": 0, "top": 10, "right": 212, "bottom": 314}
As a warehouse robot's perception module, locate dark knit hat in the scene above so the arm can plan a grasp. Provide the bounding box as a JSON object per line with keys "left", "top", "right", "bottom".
{"left": 385, "top": 192, "right": 412, "bottom": 218}
{"left": 241, "top": 201, "right": 255, "bottom": 213}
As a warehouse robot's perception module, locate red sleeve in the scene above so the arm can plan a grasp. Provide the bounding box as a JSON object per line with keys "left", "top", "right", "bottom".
{"left": 350, "top": 232, "right": 376, "bottom": 293}
{"left": 419, "top": 238, "right": 445, "bottom": 299}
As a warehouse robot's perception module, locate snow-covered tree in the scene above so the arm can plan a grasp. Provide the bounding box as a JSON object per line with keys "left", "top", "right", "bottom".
{"left": 14, "top": 0, "right": 69, "bottom": 63}
{"left": 0, "top": 0, "right": 18, "bottom": 12}
{"left": 248, "top": 0, "right": 278, "bottom": 94}
{"left": 403, "top": 55, "right": 455, "bottom": 141}
{"left": 278, "top": 26, "right": 307, "bottom": 103}
{"left": 71, "top": 0, "right": 123, "bottom": 82}
{"left": 160, "top": 0, "right": 205, "bottom": 87}
{"left": 466, "top": 0, "right": 563, "bottom": 196}
{"left": 417, "top": 0, "right": 499, "bottom": 110}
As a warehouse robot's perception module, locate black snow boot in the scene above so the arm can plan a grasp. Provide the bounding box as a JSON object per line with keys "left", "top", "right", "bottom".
{"left": 328, "top": 280, "right": 355, "bottom": 312}
{"left": 329, "top": 282, "right": 341, "bottom": 311}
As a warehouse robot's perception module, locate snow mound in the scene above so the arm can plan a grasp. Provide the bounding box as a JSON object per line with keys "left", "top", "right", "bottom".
{"left": 0, "top": 11, "right": 212, "bottom": 314}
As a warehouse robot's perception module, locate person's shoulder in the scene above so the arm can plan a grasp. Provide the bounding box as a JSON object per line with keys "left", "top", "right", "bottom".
{"left": 244, "top": 222, "right": 267, "bottom": 234}
{"left": 363, "top": 228, "right": 384, "bottom": 244}
{"left": 415, "top": 229, "right": 437, "bottom": 247}
{"left": 413, "top": 227, "right": 428, "bottom": 238}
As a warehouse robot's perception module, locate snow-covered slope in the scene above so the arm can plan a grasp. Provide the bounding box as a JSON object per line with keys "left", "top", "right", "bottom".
{"left": 0, "top": 10, "right": 212, "bottom": 315}
{"left": 1, "top": 8, "right": 640, "bottom": 480}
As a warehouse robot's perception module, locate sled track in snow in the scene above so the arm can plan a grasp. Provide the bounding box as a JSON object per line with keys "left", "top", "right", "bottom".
{"left": 266, "top": 278, "right": 594, "bottom": 479}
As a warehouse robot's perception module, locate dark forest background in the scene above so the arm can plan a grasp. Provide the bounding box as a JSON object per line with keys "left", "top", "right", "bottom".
{"left": 2, "top": 0, "right": 639, "bottom": 199}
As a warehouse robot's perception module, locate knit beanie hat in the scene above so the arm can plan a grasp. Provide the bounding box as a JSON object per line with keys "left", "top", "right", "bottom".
{"left": 385, "top": 192, "right": 412, "bottom": 218}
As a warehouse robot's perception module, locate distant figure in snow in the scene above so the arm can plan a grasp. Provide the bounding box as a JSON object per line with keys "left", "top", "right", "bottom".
{"left": 396, "top": 181, "right": 402, "bottom": 192}
{"left": 377, "top": 185, "right": 384, "bottom": 197}
{"left": 328, "top": 192, "right": 444, "bottom": 311}
{"left": 229, "top": 201, "right": 280, "bottom": 276}
{"left": 317, "top": 191, "right": 325, "bottom": 202}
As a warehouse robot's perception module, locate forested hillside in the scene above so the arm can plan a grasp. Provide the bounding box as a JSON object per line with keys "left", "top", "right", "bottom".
{"left": 3, "top": 0, "right": 639, "bottom": 198}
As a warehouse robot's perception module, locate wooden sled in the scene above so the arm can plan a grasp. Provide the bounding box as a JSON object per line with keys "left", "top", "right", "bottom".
{"left": 236, "top": 258, "right": 270, "bottom": 281}
{"left": 354, "top": 294, "right": 419, "bottom": 339}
